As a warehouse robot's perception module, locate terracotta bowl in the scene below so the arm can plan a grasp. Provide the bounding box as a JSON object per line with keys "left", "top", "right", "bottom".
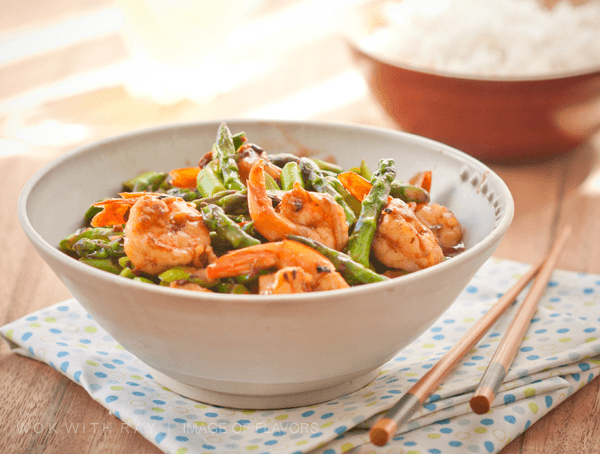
{"left": 18, "top": 120, "right": 513, "bottom": 408}
{"left": 344, "top": 5, "right": 600, "bottom": 163}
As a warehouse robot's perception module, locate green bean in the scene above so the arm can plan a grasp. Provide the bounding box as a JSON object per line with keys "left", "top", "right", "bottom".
{"left": 347, "top": 159, "right": 396, "bottom": 267}
{"left": 287, "top": 235, "right": 388, "bottom": 286}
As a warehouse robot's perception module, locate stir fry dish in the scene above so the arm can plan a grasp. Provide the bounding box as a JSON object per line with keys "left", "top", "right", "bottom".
{"left": 59, "top": 123, "right": 464, "bottom": 295}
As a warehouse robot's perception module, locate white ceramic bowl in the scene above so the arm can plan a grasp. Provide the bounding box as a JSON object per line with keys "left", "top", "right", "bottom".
{"left": 18, "top": 120, "right": 513, "bottom": 408}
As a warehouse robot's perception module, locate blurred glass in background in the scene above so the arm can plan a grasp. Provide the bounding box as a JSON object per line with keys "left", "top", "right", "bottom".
{"left": 116, "top": 0, "right": 263, "bottom": 104}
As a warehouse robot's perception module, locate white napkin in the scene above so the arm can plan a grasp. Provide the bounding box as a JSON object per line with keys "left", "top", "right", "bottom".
{"left": 2, "top": 258, "right": 599, "bottom": 454}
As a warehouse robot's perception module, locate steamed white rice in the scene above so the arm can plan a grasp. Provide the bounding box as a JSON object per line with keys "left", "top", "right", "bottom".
{"left": 359, "top": 0, "right": 600, "bottom": 77}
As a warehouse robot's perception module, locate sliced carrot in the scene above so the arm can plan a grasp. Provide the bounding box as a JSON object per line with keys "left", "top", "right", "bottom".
{"left": 169, "top": 167, "right": 201, "bottom": 188}
{"left": 337, "top": 172, "right": 373, "bottom": 202}
{"left": 338, "top": 171, "right": 394, "bottom": 204}
{"left": 91, "top": 199, "right": 135, "bottom": 227}
{"left": 117, "top": 192, "right": 156, "bottom": 199}
{"left": 409, "top": 170, "right": 432, "bottom": 193}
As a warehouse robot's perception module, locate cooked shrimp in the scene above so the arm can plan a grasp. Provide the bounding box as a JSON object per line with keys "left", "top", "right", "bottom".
{"left": 258, "top": 267, "right": 310, "bottom": 294}
{"left": 413, "top": 203, "right": 463, "bottom": 249}
{"left": 237, "top": 143, "right": 282, "bottom": 184}
{"left": 372, "top": 198, "right": 444, "bottom": 272}
{"left": 247, "top": 160, "right": 348, "bottom": 250}
{"left": 206, "top": 239, "right": 349, "bottom": 294}
{"left": 124, "top": 195, "right": 217, "bottom": 275}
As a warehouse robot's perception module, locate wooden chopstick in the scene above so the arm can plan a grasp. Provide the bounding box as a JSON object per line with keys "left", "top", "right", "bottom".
{"left": 369, "top": 255, "right": 548, "bottom": 446}
{"left": 470, "top": 225, "right": 572, "bottom": 414}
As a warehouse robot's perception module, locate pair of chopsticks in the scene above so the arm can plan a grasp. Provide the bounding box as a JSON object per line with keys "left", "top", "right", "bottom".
{"left": 370, "top": 226, "right": 572, "bottom": 447}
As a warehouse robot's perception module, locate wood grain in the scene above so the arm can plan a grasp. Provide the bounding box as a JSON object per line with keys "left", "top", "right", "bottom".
{"left": 0, "top": 153, "right": 162, "bottom": 454}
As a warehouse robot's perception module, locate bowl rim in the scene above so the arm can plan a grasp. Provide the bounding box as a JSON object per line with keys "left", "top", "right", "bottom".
{"left": 342, "top": 3, "right": 600, "bottom": 83}
{"left": 350, "top": 42, "right": 600, "bottom": 83}
{"left": 18, "top": 118, "right": 514, "bottom": 304}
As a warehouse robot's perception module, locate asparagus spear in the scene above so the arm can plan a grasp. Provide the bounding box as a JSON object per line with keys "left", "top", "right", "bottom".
{"left": 263, "top": 171, "right": 280, "bottom": 191}
{"left": 240, "top": 221, "right": 256, "bottom": 236}
{"left": 192, "top": 190, "right": 238, "bottom": 206}
{"left": 84, "top": 200, "right": 106, "bottom": 223}
{"left": 215, "top": 192, "right": 250, "bottom": 214}
{"left": 78, "top": 258, "right": 122, "bottom": 274}
{"left": 73, "top": 238, "right": 125, "bottom": 259}
{"left": 234, "top": 269, "right": 269, "bottom": 286}
{"left": 158, "top": 266, "right": 217, "bottom": 288}
{"left": 318, "top": 170, "right": 340, "bottom": 178}
{"left": 299, "top": 157, "right": 356, "bottom": 228}
{"left": 166, "top": 187, "right": 200, "bottom": 201}
{"left": 60, "top": 227, "right": 123, "bottom": 253}
{"left": 226, "top": 214, "right": 252, "bottom": 223}
{"left": 390, "top": 181, "right": 430, "bottom": 204}
{"left": 232, "top": 131, "right": 247, "bottom": 151}
{"left": 287, "top": 235, "right": 388, "bottom": 286}
{"left": 268, "top": 153, "right": 300, "bottom": 168}
{"left": 133, "top": 277, "right": 155, "bottom": 284}
{"left": 118, "top": 256, "right": 132, "bottom": 269}
{"left": 325, "top": 176, "right": 362, "bottom": 216}
{"left": 194, "top": 190, "right": 278, "bottom": 215}
{"left": 339, "top": 171, "right": 430, "bottom": 205}
{"left": 313, "top": 158, "right": 343, "bottom": 174}
{"left": 269, "top": 154, "right": 343, "bottom": 174}
{"left": 215, "top": 122, "right": 245, "bottom": 191}
{"left": 347, "top": 159, "right": 396, "bottom": 267}
{"left": 119, "top": 267, "right": 136, "bottom": 279}
{"left": 216, "top": 282, "right": 251, "bottom": 294}
{"left": 201, "top": 204, "right": 261, "bottom": 249}
{"left": 209, "top": 231, "right": 232, "bottom": 252}
{"left": 280, "top": 162, "right": 305, "bottom": 191}
{"left": 196, "top": 166, "right": 227, "bottom": 197}
{"left": 122, "top": 171, "right": 168, "bottom": 192}
{"left": 360, "top": 159, "right": 373, "bottom": 180}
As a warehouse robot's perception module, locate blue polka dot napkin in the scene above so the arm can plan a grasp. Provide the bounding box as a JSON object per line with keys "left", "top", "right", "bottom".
{"left": 2, "top": 258, "right": 599, "bottom": 454}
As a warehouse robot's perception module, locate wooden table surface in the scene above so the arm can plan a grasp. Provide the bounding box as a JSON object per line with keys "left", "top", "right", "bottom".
{"left": 1, "top": 1, "right": 600, "bottom": 453}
